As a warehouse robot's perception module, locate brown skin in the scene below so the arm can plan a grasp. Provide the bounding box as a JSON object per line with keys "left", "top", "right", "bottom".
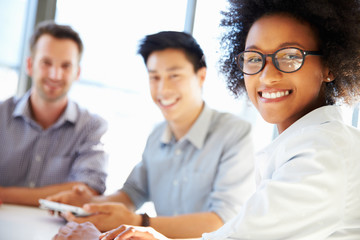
{"left": 244, "top": 14, "right": 333, "bottom": 134}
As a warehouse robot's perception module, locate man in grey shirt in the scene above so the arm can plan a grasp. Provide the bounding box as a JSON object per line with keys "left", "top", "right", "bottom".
{"left": 49, "top": 31, "right": 255, "bottom": 239}
{"left": 0, "top": 21, "right": 108, "bottom": 206}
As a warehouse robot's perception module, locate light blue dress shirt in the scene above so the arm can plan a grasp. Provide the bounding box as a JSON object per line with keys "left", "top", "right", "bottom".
{"left": 122, "top": 104, "right": 255, "bottom": 223}
{"left": 203, "top": 105, "right": 360, "bottom": 240}
{"left": 0, "top": 91, "right": 108, "bottom": 193}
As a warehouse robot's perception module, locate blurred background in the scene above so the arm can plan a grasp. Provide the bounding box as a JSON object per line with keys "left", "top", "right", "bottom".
{"left": 0, "top": 0, "right": 357, "bottom": 196}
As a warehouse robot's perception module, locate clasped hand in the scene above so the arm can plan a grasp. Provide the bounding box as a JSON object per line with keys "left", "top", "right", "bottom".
{"left": 53, "top": 222, "right": 167, "bottom": 240}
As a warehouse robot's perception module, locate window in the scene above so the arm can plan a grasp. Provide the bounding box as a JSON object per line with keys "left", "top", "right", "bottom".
{"left": 0, "top": 0, "right": 30, "bottom": 100}
{"left": 55, "top": 0, "right": 188, "bottom": 193}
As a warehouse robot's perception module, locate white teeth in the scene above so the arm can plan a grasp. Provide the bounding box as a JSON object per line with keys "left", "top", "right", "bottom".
{"left": 262, "top": 90, "right": 289, "bottom": 99}
{"left": 160, "top": 99, "right": 176, "bottom": 106}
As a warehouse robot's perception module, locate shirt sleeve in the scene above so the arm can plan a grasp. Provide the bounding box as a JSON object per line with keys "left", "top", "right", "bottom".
{"left": 208, "top": 118, "right": 256, "bottom": 223}
{"left": 68, "top": 114, "right": 109, "bottom": 194}
{"left": 203, "top": 127, "right": 347, "bottom": 240}
{"left": 121, "top": 158, "right": 149, "bottom": 209}
{"left": 121, "top": 123, "right": 164, "bottom": 210}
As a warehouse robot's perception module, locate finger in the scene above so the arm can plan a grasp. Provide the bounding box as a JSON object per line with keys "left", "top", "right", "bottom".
{"left": 46, "top": 196, "right": 66, "bottom": 204}
{"left": 113, "top": 227, "right": 139, "bottom": 240}
{"left": 47, "top": 209, "right": 55, "bottom": 215}
{"left": 57, "top": 211, "right": 64, "bottom": 218}
{"left": 84, "top": 203, "right": 113, "bottom": 213}
{"left": 73, "top": 184, "right": 86, "bottom": 194}
{"left": 100, "top": 228, "right": 125, "bottom": 240}
{"left": 57, "top": 225, "right": 70, "bottom": 235}
{"left": 46, "top": 196, "right": 54, "bottom": 201}
{"left": 66, "top": 221, "right": 81, "bottom": 230}
{"left": 46, "top": 195, "right": 60, "bottom": 202}
{"left": 57, "top": 222, "right": 76, "bottom": 235}
{"left": 63, "top": 211, "right": 86, "bottom": 223}
{"left": 52, "top": 233, "right": 65, "bottom": 240}
{"left": 100, "top": 225, "right": 128, "bottom": 240}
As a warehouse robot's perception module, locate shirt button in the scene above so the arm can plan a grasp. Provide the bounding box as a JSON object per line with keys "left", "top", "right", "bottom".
{"left": 175, "top": 149, "right": 182, "bottom": 155}
{"left": 29, "top": 182, "right": 35, "bottom": 188}
{"left": 173, "top": 180, "right": 178, "bottom": 186}
{"left": 35, "top": 155, "right": 42, "bottom": 162}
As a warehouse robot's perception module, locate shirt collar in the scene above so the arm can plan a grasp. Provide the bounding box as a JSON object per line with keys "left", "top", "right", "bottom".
{"left": 160, "top": 103, "right": 213, "bottom": 149}
{"left": 260, "top": 105, "right": 343, "bottom": 154}
{"left": 13, "top": 91, "right": 32, "bottom": 119}
{"left": 12, "top": 90, "right": 78, "bottom": 127}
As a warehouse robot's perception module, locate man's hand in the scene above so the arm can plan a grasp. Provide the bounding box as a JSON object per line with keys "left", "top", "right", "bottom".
{"left": 100, "top": 225, "right": 168, "bottom": 240}
{"left": 47, "top": 184, "right": 94, "bottom": 207}
{"left": 52, "top": 221, "right": 101, "bottom": 240}
{"left": 62, "top": 202, "right": 142, "bottom": 232}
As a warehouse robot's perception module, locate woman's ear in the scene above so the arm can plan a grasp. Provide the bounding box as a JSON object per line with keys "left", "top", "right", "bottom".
{"left": 324, "top": 69, "right": 335, "bottom": 82}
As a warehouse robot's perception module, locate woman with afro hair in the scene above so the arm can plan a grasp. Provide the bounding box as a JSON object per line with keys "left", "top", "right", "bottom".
{"left": 54, "top": 0, "right": 360, "bottom": 239}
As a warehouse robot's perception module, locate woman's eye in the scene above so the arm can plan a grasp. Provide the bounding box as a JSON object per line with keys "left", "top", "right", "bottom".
{"left": 246, "top": 56, "right": 262, "bottom": 64}
{"left": 281, "top": 53, "right": 302, "bottom": 60}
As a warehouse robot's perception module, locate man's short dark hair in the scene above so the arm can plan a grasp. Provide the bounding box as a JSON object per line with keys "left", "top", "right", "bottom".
{"left": 138, "top": 31, "right": 206, "bottom": 72}
{"left": 30, "top": 20, "right": 83, "bottom": 60}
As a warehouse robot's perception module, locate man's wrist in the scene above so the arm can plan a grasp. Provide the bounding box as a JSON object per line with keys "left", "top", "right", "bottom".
{"left": 140, "top": 213, "right": 151, "bottom": 227}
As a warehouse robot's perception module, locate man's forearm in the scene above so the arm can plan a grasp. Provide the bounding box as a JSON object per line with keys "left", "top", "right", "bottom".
{"left": 92, "top": 190, "right": 136, "bottom": 211}
{"left": 0, "top": 182, "right": 95, "bottom": 206}
{"left": 150, "top": 212, "right": 223, "bottom": 239}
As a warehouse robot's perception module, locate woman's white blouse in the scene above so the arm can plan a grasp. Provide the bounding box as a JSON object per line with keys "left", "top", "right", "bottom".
{"left": 203, "top": 105, "right": 360, "bottom": 240}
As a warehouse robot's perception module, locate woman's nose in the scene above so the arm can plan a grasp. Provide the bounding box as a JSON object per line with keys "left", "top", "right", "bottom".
{"left": 259, "top": 58, "right": 282, "bottom": 84}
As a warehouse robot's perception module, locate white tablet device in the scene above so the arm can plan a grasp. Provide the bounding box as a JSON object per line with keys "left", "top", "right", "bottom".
{"left": 39, "top": 199, "right": 91, "bottom": 217}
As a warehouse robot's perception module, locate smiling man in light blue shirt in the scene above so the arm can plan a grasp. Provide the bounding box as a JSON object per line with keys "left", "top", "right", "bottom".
{"left": 123, "top": 103, "right": 253, "bottom": 221}
{"left": 49, "top": 31, "right": 255, "bottom": 239}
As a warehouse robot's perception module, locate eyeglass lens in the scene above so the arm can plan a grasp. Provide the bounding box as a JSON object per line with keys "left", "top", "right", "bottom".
{"left": 238, "top": 48, "right": 304, "bottom": 75}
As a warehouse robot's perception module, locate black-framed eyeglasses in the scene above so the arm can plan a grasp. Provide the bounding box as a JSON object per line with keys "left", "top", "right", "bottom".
{"left": 234, "top": 47, "right": 322, "bottom": 75}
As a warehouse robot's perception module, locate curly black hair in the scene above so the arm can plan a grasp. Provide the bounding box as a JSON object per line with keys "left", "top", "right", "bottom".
{"left": 219, "top": 0, "right": 360, "bottom": 105}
